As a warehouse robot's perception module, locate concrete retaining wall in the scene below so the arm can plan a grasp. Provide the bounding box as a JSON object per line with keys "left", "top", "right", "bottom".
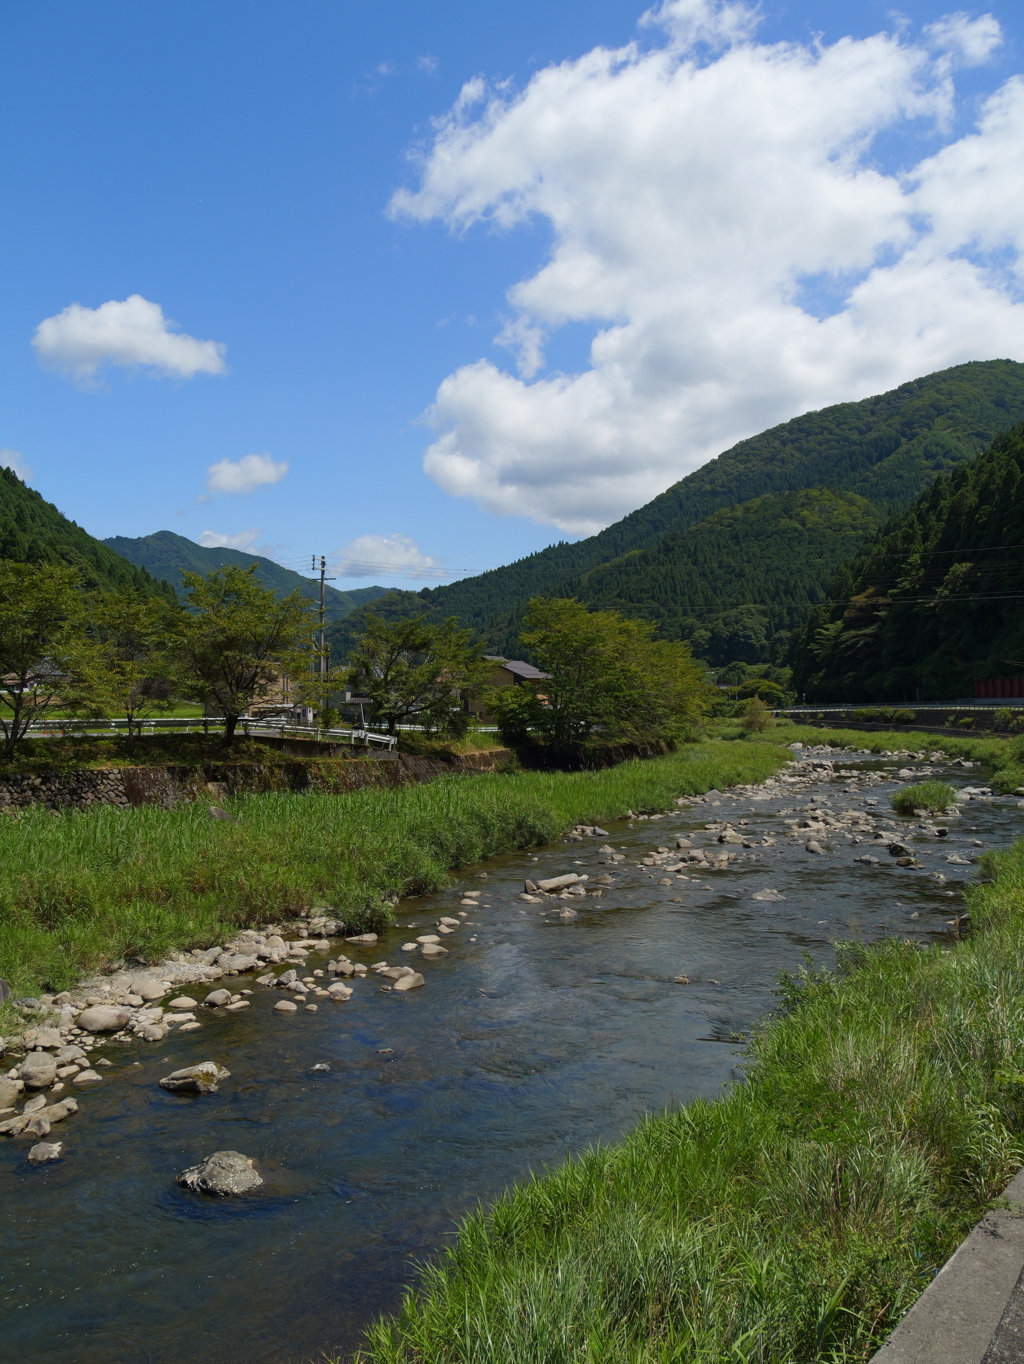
{"left": 0, "top": 748, "right": 513, "bottom": 813}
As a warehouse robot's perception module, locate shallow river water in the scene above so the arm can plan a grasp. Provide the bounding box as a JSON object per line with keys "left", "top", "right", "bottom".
{"left": 2, "top": 748, "right": 1021, "bottom": 1363}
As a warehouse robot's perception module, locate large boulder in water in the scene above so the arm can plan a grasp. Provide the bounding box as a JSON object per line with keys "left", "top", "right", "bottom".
{"left": 159, "top": 1062, "right": 230, "bottom": 1094}
{"left": 76, "top": 1006, "right": 130, "bottom": 1033}
{"left": 19, "top": 1052, "right": 57, "bottom": 1090}
{"left": 177, "top": 1150, "right": 263, "bottom": 1195}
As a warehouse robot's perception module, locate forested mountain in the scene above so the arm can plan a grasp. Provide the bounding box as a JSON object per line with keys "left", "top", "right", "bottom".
{"left": 421, "top": 360, "right": 1024, "bottom": 661}
{"left": 792, "top": 420, "right": 1024, "bottom": 702}
{"left": 0, "top": 467, "right": 174, "bottom": 600}
{"left": 105, "top": 531, "right": 388, "bottom": 624}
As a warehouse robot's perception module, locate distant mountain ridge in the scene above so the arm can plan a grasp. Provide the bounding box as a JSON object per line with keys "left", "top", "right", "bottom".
{"left": 418, "top": 360, "right": 1024, "bottom": 663}
{"left": 0, "top": 467, "right": 174, "bottom": 600}
{"left": 104, "top": 531, "right": 388, "bottom": 624}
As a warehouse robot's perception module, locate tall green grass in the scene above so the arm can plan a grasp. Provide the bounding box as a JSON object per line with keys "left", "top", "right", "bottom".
{"left": 357, "top": 839, "right": 1024, "bottom": 1363}
{"left": 890, "top": 781, "right": 956, "bottom": 815}
{"left": 0, "top": 742, "right": 785, "bottom": 1009}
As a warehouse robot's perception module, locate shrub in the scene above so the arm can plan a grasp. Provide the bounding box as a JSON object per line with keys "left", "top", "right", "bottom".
{"left": 993, "top": 708, "right": 1013, "bottom": 731}
{"left": 891, "top": 781, "right": 956, "bottom": 814}
{"left": 740, "top": 696, "right": 773, "bottom": 733}
{"left": 959, "top": 716, "right": 975, "bottom": 728}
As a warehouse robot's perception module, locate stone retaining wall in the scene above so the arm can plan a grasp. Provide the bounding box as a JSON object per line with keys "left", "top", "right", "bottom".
{"left": 0, "top": 749, "right": 513, "bottom": 813}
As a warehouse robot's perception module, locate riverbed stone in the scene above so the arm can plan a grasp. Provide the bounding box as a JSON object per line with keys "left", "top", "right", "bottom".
{"left": 168, "top": 996, "right": 198, "bottom": 1010}
{"left": 345, "top": 933, "right": 378, "bottom": 945}
{"left": 28, "top": 1141, "right": 62, "bottom": 1163}
{"left": 420, "top": 943, "right": 448, "bottom": 957}
{"left": 178, "top": 1022, "right": 202, "bottom": 1033}
{"left": 204, "top": 989, "right": 232, "bottom": 1007}
{"left": 537, "top": 873, "right": 584, "bottom": 892}
{"left": 73, "top": 1069, "right": 102, "bottom": 1085}
{"left": 393, "top": 972, "right": 424, "bottom": 991}
{"left": 177, "top": 1149, "right": 263, "bottom": 1195}
{"left": 0, "top": 1078, "right": 20, "bottom": 1109}
{"left": 160, "top": 1061, "right": 231, "bottom": 1094}
{"left": 274, "top": 999, "right": 298, "bottom": 1013}
{"left": 76, "top": 1006, "right": 130, "bottom": 1033}
{"left": 135, "top": 980, "right": 166, "bottom": 1001}
{"left": 141, "top": 1024, "right": 168, "bottom": 1041}
{"left": 327, "top": 983, "right": 353, "bottom": 1000}
{"left": 34, "top": 1027, "right": 63, "bottom": 1049}
{"left": 19, "top": 1053, "right": 57, "bottom": 1090}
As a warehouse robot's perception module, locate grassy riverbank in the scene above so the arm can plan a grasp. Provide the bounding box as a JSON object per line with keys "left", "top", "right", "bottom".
{"left": 358, "top": 826, "right": 1024, "bottom": 1363}
{"left": 0, "top": 740, "right": 787, "bottom": 1019}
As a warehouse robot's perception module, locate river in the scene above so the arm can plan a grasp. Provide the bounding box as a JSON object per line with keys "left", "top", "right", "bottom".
{"left": 1, "top": 746, "right": 1018, "bottom": 1362}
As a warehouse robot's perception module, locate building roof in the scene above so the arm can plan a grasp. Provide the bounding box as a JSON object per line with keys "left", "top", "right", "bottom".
{"left": 484, "top": 655, "right": 550, "bottom": 681}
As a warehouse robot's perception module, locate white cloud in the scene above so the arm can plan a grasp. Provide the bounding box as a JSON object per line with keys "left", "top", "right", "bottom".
{"left": 32, "top": 295, "right": 227, "bottom": 385}
{"left": 0, "top": 448, "right": 32, "bottom": 481}
{"left": 332, "top": 533, "right": 444, "bottom": 580}
{"left": 206, "top": 453, "right": 288, "bottom": 495}
{"left": 418, "top": 54, "right": 439, "bottom": 75}
{"left": 925, "top": 12, "right": 1003, "bottom": 67}
{"left": 198, "top": 529, "right": 262, "bottom": 552}
{"left": 391, "top": 1, "right": 1024, "bottom": 535}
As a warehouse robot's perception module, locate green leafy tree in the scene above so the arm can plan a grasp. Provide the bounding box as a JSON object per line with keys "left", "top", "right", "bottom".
{"left": 0, "top": 560, "right": 101, "bottom": 760}
{"left": 92, "top": 591, "right": 177, "bottom": 744}
{"left": 167, "top": 565, "right": 314, "bottom": 742}
{"left": 346, "top": 613, "right": 491, "bottom": 736}
{"left": 518, "top": 597, "right": 710, "bottom": 747}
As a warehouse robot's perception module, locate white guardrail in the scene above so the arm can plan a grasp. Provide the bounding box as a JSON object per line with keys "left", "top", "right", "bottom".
{"left": 26, "top": 715, "right": 398, "bottom": 751}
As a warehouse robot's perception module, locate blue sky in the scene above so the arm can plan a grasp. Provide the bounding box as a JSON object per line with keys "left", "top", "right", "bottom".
{"left": 1, "top": 0, "right": 1022, "bottom": 588}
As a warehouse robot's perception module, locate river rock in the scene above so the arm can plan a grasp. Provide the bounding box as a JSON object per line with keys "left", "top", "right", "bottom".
{"left": 23, "top": 1094, "right": 47, "bottom": 1114}
{"left": 0, "top": 1078, "right": 20, "bottom": 1109}
{"left": 751, "top": 889, "right": 786, "bottom": 901}
{"left": 204, "top": 989, "right": 232, "bottom": 1007}
{"left": 854, "top": 854, "right": 880, "bottom": 864}
{"left": 56, "top": 1045, "right": 86, "bottom": 1062}
{"left": 274, "top": 999, "right": 298, "bottom": 1013}
{"left": 539, "top": 873, "right": 588, "bottom": 892}
{"left": 420, "top": 943, "right": 448, "bottom": 957}
{"left": 160, "top": 1061, "right": 231, "bottom": 1094}
{"left": 177, "top": 1149, "right": 263, "bottom": 1196}
{"left": 28, "top": 1141, "right": 63, "bottom": 1163}
{"left": 44, "top": 1097, "right": 77, "bottom": 1124}
{"left": 19, "top": 1053, "right": 57, "bottom": 1090}
{"left": 393, "top": 972, "right": 424, "bottom": 991}
{"left": 888, "top": 842, "right": 912, "bottom": 857}
{"left": 216, "top": 953, "right": 259, "bottom": 974}
{"left": 73, "top": 1069, "right": 103, "bottom": 1085}
{"left": 518, "top": 894, "right": 541, "bottom": 903}
{"left": 313, "top": 939, "right": 331, "bottom": 951}
{"left": 0, "top": 1114, "right": 30, "bottom": 1136}
{"left": 168, "top": 996, "right": 198, "bottom": 1010}
{"left": 141, "top": 1024, "right": 168, "bottom": 1041}
{"left": 345, "top": 933, "right": 378, "bottom": 945}
{"left": 417, "top": 934, "right": 440, "bottom": 944}
{"left": 805, "top": 840, "right": 827, "bottom": 854}
{"left": 658, "top": 877, "right": 674, "bottom": 886}
{"left": 25, "top": 1112, "right": 51, "bottom": 1137}
{"left": 327, "top": 982, "right": 353, "bottom": 1000}
{"left": 76, "top": 1006, "right": 130, "bottom": 1033}
{"left": 136, "top": 980, "right": 166, "bottom": 1001}
{"left": 34, "top": 1027, "right": 63, "bottom": 1049}
{"left": 675, "top": 838, "right": 693, "bottom": 849}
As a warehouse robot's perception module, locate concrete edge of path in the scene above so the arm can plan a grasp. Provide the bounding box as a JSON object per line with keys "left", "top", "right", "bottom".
{"left": 870, "top": 1168, "right": 1024, "bottom": 1364}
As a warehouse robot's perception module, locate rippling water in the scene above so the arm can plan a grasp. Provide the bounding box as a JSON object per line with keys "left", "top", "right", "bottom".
{"left": 2, "top": 755, "right": 1018, "bottom": 1363}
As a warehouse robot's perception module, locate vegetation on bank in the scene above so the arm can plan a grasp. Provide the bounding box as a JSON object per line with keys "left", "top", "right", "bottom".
{"left": 0, "top": 742, "right": 788, "bottom": 1028}
{"left": 358, "top": 824, "right": 1024, "bottom": 1364}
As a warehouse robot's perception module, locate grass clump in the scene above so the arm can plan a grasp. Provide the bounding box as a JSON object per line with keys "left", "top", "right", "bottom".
{"left": 0, "top": 741, "right": 786, "bottom": 1015}
{"left": 358, "top": 844, "right": 1024, "bottom": 1364}
{"left": 891, "top": 780, "right": 956, "bottom": 815}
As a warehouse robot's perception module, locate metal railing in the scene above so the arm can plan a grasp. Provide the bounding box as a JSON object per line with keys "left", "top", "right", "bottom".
{"left": 25, "top": 714, "right": 398, "bottom": 751}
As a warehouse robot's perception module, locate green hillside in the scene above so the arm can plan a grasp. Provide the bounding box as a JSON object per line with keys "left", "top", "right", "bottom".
{"left": 423, "top": 360, "right": 1024, "bottom": 658}
{"left": 792, "top": 419, "right": 1024, "bottom": 701}
{"left": 0, "top": 467, "right": 174, "bottom": 600}
{"left": 561, "top": 488, "right": 881, "bottom": 666}
{"left": 104, "top": 530, "right": 388, "bottom": 624}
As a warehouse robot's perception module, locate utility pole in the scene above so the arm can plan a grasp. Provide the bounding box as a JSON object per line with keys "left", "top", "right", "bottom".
{"left": 311, "top": 555, "right": 335, "bottom": 726}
